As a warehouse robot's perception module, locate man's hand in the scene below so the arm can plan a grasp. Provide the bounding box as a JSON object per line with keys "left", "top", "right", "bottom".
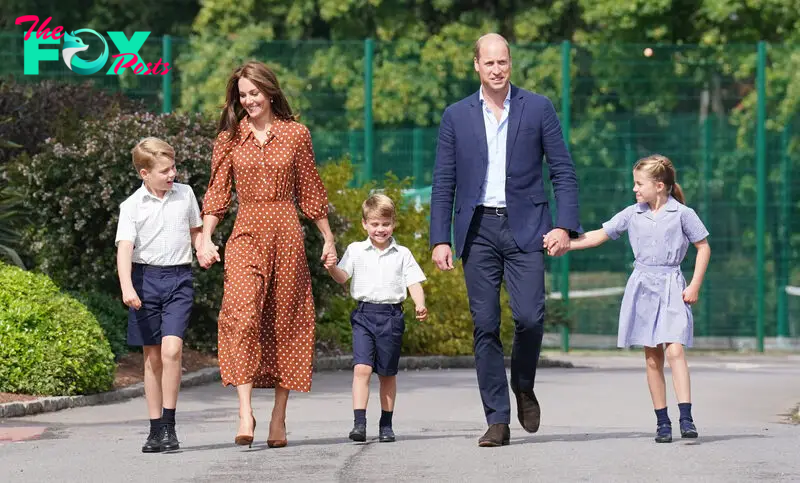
{"left": 543, "top": 228, "right": 570, "bottom": 257}
{"left": 432, "top": 244, "right": 454, "bottom": 271}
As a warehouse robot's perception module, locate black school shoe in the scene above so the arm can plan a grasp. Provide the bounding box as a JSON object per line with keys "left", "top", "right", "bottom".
{"left": 142, "top": 426, "right": 164, "bottom": 453}
{"left": 349, "top": 423, "right": 367, "bottom": 442}
{"left": 680, "top": 419, "right": 698, "bottom": 439}
{"left": 378, "top": 426, "right": 396, "bottom": 443}
{"left": 655, "top": 422, "right": 672, "bottom": 443}
{"left": 160, "top": 424, "right": 180, "bottom": 451}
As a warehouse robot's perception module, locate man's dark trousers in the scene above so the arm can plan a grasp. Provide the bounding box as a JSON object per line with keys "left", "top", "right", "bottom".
{"left": 461, "top": 206, "right": 545, "bottom": 425}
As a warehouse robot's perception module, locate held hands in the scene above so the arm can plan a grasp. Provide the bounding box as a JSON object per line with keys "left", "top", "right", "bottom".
{"left": 321, "top": 239, "right": 338, "bottom": 269}
{"left": 197, "top": 240, "right": 221, "bottom": 269}
{"left": 682, "top": 284, "right": 700, "bottom": 305}
{"left": 543, "top": 228, "right": 570, "bottom": 257}
{"left": 122, "top": 287, "right": 142, "bottom": 310}
{"left": 415, "top": 305, "right": 428, "bottom": 321}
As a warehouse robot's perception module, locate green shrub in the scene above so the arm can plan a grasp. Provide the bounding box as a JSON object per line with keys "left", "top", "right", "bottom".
{"left": 0, "top": 262, "right": 115, "bottom": 396}
{"left": 0, "top": 79, "right": 143, "bottom": 166}
{"left": 71, "top": 291, "right": 130, "bottom": 361}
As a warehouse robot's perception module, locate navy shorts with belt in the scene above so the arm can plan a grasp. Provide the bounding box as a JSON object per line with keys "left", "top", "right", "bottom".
{"left": 128, "top": 263, "right": 193, "bottom": 346}
{"left": 351, "top": 301, "right": 405, "bottom": 376}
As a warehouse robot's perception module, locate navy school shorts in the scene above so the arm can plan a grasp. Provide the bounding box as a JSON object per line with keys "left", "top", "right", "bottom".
{"left": 128, "top": 263, "right": 193, "bottom": 346}
{"left": 351, "top": 301, "right": 406, "bottom": 376}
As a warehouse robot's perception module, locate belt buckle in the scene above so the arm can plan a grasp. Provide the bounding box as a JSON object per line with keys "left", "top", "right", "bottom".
{"left": 495, "top": 207, "right": 503, "bottom": 216}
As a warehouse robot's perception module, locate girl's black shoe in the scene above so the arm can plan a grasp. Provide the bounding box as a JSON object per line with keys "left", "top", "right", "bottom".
{"left": 655, "top": 422, "right": 672, "bottom": 443}
{"left": 680, "top": 419, "right": 698, "bottom": 439}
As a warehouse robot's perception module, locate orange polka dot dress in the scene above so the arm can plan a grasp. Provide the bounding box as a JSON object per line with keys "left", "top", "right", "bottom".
{"left": 202, "top": 117, "right": 329, "bottom": 392}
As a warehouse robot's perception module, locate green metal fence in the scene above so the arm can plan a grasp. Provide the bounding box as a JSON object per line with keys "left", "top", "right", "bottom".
{"left": 2, "top": 32, "right": 798, "bottom": 351}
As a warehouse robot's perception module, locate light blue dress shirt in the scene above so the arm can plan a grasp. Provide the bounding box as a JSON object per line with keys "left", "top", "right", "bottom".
{"left": 478, "top": 86, "right": 511, "bottom": 207}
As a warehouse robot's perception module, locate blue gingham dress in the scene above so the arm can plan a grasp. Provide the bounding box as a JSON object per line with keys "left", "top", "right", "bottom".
{"left": 602, "top": 196, "right": 710, "bottom": 348}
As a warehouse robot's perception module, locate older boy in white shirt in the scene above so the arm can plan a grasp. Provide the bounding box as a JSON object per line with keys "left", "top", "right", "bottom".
{"left": 115, "top": 137, "right": 214, "bottom": 453}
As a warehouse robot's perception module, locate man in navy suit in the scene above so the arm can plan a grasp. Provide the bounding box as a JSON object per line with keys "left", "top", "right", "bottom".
{"left": 429, "top": 33, "right": 582, "bottom": 447}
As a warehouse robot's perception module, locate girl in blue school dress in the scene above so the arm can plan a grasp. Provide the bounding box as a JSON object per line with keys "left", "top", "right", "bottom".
{"left": 554, "top": 154, "right": 711, "bottom": 443}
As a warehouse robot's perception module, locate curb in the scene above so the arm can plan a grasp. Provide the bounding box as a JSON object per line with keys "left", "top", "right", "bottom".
{"left": 0, "top": 367, "right": 222, "bottom": 419}
{"left": 0, "top": 355, "right": 573, "bottom": 419}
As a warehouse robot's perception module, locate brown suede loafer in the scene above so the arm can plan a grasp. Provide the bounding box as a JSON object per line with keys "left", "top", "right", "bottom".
{"left": 514, "top": 389, "right": 541, "bottom": 433}
{"left": 478, "top": 423, "right": 510, "bottom": 447}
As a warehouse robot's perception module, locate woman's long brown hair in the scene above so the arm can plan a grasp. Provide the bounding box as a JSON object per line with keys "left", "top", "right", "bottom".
{"left": 217, "top": 61, "right": 296, "bottom": 142}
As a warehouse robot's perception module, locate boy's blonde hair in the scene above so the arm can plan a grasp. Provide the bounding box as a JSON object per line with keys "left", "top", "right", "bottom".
{"left": 362, "top": 193, "right": 396, "bottom": 222}
{"left": 131, "top": 137, "right": 175, "bottom": 172}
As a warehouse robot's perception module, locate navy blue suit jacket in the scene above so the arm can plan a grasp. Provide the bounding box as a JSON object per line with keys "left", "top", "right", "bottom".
{"left": 429, "top": 85, "right": 582, "bottom": 258}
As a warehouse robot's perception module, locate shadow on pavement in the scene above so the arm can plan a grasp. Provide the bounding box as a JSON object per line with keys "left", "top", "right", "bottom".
{"left": 514, "top": 431, "right": 769, "bottom": 445}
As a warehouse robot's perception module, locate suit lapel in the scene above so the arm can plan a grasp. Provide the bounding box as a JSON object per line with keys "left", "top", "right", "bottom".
{"left": 470, "top": 93, "right": 489, "bottom": 175}
{"left": 505, "top": 85, "right": 524, "bottom": 170}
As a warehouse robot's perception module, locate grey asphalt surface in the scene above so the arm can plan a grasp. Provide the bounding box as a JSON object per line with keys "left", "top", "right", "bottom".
{"left": 2, "top": 354, "right": 799, "bottom": 482}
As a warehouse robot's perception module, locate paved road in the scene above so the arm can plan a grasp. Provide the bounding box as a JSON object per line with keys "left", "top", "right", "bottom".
{"left": 2, "top": 354, "right": 799, "bottom": 482}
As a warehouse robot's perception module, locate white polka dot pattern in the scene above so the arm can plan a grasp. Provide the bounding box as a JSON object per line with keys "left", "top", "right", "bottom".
{"left": 202, "top": 117, "right": 329, "bottom": 392}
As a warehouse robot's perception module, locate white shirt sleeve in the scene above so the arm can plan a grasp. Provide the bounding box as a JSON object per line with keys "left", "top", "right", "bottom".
{"left": 187, "top": 186, "right": 203, "bottom": 228}
{"left": 403, "top": 249, "right": 427, "bottom": 286}
{"left": 337, "top": 244, "right": 356, "bottom": 279}
{"left": 115, "top": 201, "right": 137, "bottom": 247}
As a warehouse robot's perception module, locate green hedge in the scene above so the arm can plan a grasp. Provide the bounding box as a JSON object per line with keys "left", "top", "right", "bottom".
{"left": 71, "top": 291, "right": 130, "bottom": 361}
{"left": 0, "top": 263, "right": 115, "bottom": 396}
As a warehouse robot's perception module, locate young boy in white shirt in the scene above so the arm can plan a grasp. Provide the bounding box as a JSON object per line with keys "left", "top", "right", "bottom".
{"left": 326, "top": 193, "right": 428, "bottom": 443}
{"left": 115, "top": 137, "right": 214, "bottom": 453}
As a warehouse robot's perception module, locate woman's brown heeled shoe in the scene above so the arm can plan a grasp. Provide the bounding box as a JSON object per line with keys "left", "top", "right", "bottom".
{"left": 234, "top": 415, "right": 256, "bottom": 448}
{"left": 267, "top": 422, "right": 287, "bottom": 448}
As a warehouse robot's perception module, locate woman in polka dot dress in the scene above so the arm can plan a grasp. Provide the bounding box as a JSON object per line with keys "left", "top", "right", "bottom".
{"left": 197, "top": 61, "right": 338, "bottom": 448}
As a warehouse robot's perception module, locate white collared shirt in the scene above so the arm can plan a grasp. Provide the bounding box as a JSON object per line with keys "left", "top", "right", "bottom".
{"left": 337, "top": 237, "right": 427, "bottom": 304}
{"left": 115, "top": 182, "right": 203, "bottom": 266}
{"left": 478, "top": 86, "right": 511, "bottom": 207}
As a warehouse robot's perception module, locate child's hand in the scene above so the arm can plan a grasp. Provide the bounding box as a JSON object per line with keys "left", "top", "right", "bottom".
{"left": 122, "top": 288, "right": 142, "bottom": 310}
{"left": 323, "top": 253, "right": 338, "bottom": 269}
{"left": 415, "top": 305, "right": 428, "bottom": 321}
{"left": 543, "top": 237, "right": 566, "bottom": 257}
{"left": 198, "top": 243, "right": 221, "bottom": 269}
{"left": 682, "top": 284, "right": 700, "bottom": 304}
{"left": 543, "top": 235, "right": 570, "bottom": 256}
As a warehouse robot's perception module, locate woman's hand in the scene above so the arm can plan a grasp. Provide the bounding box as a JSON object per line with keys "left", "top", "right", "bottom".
{"left": 197, "top": 240, "right": 221, "bottom": 269}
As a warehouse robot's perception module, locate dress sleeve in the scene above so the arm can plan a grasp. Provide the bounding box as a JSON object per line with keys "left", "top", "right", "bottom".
{"left": 601, "top": 205, "right": 635, "bottom": 240}
{"left": 681, "top": 207, "right": 710, "bottom": 243}
{"left": 293, "top": 125, "right": 329, "bottom": 220}
{"left": 201, "top": 133, "right": 235, "bottom": 220}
